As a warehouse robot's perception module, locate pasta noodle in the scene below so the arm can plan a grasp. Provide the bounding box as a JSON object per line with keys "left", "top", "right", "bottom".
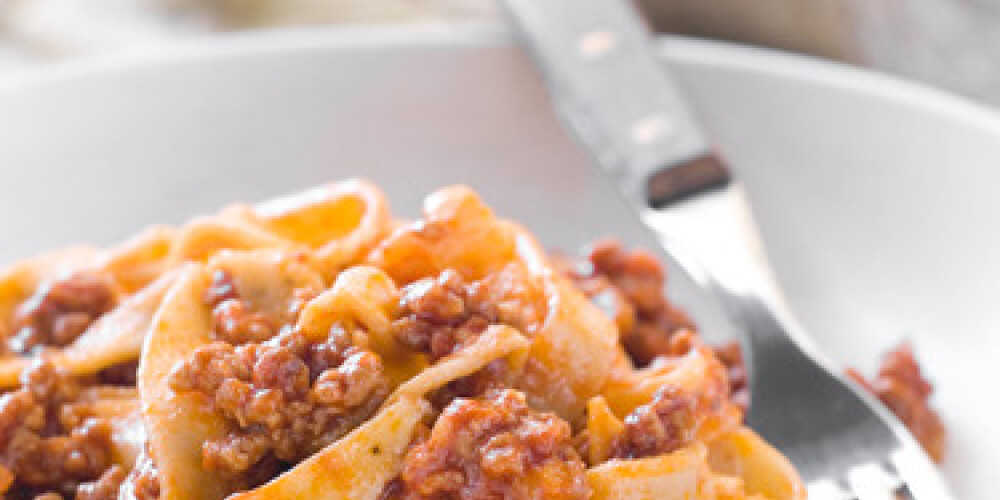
{"left": 586, "top": 443, "right": 712, "bottom": 500}
{"left": 389, "top": 324, "right": 530, "bottom": 402}
{"left": 0, "top": 180, "right": 803, "bottom": 500}
{"left": 708, "top": 428, "right": 805, "bottom": 500}
{"left": 0, "top": 269, "right": 177, "bottom": 388}
{"left": 228, "top": 396, "right": 430, "bottom": 500}
{"left": 139, "top": 263, "right": 233, "bottom": 500}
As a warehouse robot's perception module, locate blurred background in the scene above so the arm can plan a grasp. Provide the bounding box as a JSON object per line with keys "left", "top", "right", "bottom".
{"left": 2, "top": 0, "right": 1000, "bottom": 106}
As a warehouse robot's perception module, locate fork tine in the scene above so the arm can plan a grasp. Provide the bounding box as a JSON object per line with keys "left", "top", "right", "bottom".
{"left": 499, "top": 0, "right": 956, "bottom": 497}
{"left": 808, "top": 478, "right": 853, "bottom": 500}
{"left": 890, "top": 440, "right": 953, "bottom": 500}
{"left": 847, "top": 462, "right": 902, "bottom": 500}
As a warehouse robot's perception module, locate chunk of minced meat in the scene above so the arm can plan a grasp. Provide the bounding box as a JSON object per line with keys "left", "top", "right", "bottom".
{"left": 167, "top": 325, "right": 388, "bottom": 483}
{"left": 612, "top": 385, "right": 699, "bottom": 460}
{"left": 202, "top": 270, "right": 277, "bottom": 345}
{"left": 118, "top": 448, "right": 160, "bottom": 500}
{"left": 0, "top": 359, "right": 118, "bottom": 499}
{"left": 555, "top": 240, "right": 694, "bottom": 366}
{"left": 848, "top": 343, "right": 946, "bottom": 462}
{"left": 427, "top": 358, "right": 512, "bottom": 411}
{"left": 712, "top": 341, "right": 748, "bottom": 411}
{"left": 391, "top": 269, "right": 498, "bottom": 361}
{"left": 201, "top": 269, "right": 318, "bottom": 346}
{"left": 391, "top": 266, "right": 544, "bottom": 363}
{"left": 391, "top": 269, "right": 534, "bottom": 407}
{"left": 76, "top": 465, "right": 126, "bottom": 500}
{"left": 397, "top": 389, "right": 590, "bottom": 500}
{"left": 96, "top": 361, "right": 139, "bottom": 387}
{"left": 554, "top": 241, "right": 749, "bottom": 409}
{"left": 8, "top": 272, "right": 117, "bottom": 354}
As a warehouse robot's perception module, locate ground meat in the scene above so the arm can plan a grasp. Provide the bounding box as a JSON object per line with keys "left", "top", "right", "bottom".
{"left": 203, "top": 269, "right": 240, "bottom": 305}
{"left": 556, "top": 241, "right": 751, "bottom": 410}
{"left": 391, "top": 269, "right": 531, "bottom": 408}
{"left": 378, "top": 478, "right": 405, "bottom": 500}
{"left": 168, "top": 325, "right": 388, "bottom": 483}
{"left": 203, "top": 270, "right": 277, "bottom": 345}
{"left": 76, "top": 466, "right": 125, "bottom": 500}
{"left": 391, "top": 266, "right": 545, "bottom": 367}
{"left": 8, "top": 272, "right": 117, "bottom": 355}
{"left": 391, "top": 270, "right": 498, "bottom": 361}
{"left": 713, "top": 341, "right": 748, "bottom": 411}
{"left": 611, "top": 385, "right": 699, "bottom": 460}
{"left": 427, "top": 359, "right": 512, "bottom": 411}
{"left": 397, "top": 389, "right": 590, "bottom": 500}
{"left": 0, "top": 359, "right": 116, "bottom": 499}
{"left": 556, "top": 240, "right": 694, "bottom": 367}
{"left": 562, "top": 241, "right": 949, "bottom": 460}
{"left": 210, "top": 300, "right": 276, "bottom": 345}
{"left": 119, "top": 449, "right": 159, "bottom": 500}
{"left": 848, "top": 343, "right": 946, "bottom": 462}
{"left": 96, "top": 362, "right": 139, "bottom": 387}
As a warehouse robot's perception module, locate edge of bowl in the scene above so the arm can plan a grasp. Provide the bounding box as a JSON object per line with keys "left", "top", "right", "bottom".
{"left": 3, "top": 22, "right": 999, "bottom": 138}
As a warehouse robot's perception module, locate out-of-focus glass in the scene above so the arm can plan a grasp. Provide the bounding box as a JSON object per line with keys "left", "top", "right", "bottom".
{"left": 640, "top": 0, "right": 1000, "bottom": 105}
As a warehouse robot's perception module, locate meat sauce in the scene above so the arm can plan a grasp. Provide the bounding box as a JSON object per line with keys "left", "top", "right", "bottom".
{"left": 166, "top": 270, "right": 388, "bottom": 487}
{"left": 0, "top": 360, "right": 120, "bottom": 500}
{"left": 0, "top": 236, "right": 946, "bottom": 499}
{"left": 848, "top": 344, "right": 946, "bottom": 461}
{"left": 8, "top": 273, "right": 117, "bottom": 355}
{"left": 395, "top": 389, "right": 590, "bottom": 500}
{"left": 559, "top": 239, "right": 944, "bottom": 460}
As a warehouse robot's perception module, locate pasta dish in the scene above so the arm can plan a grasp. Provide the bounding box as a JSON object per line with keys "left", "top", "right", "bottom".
{"left": 0, "top": 180, "right": 814, "bottom": 499}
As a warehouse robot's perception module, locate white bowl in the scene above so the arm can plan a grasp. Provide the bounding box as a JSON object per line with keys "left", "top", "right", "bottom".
{"left": 0, "top": 24, "right": 995, "bottom": 498}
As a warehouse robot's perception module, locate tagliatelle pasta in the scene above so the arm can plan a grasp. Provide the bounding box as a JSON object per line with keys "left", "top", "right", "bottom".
{"left": 0, "top": 269, "right": 178, "bottom": 388}
{"left": 0, "top": 180, "right": 804, "bottom": 500}
{"left": 228, "top": 396, "right": 431, "bottom": 500}
{"left": 587, "top": 443, "right": 713, "bottom": 500}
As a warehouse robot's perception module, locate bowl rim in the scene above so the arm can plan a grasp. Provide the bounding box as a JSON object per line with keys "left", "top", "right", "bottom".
{"left": 2, "top": 22, "right": 999, "bottom": 136}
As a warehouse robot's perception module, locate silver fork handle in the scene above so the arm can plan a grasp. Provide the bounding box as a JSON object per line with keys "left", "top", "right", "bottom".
{"left": 499, "top": 2, "right": 953, "bottom": 500}
{"left": 499, "top": 0, "right": 784, "bottom": 334}
{"left": 497, "top": 0, "right": 712, "bottom": 206}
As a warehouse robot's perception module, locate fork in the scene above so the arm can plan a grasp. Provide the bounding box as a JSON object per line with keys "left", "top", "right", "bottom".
{"left": 498, "top": 0, "right": 955, "bottom": 498}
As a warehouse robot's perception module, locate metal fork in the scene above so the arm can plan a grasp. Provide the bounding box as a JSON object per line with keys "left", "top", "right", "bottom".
{"left": 498, "top": 1, "right": 955, "bottom": 498}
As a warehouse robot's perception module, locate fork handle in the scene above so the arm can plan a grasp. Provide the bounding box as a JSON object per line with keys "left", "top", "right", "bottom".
{"left": 497, "top": 0, "right": 715, "bottom": 206}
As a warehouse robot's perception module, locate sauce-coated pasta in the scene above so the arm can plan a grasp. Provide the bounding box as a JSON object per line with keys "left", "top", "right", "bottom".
{"left": 0, "top": 181, "right": 805, "bottom": 500}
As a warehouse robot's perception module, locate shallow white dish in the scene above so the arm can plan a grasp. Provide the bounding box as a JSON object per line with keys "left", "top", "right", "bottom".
{"left": 0, "top": 24, "right": 995, "bottom": 498}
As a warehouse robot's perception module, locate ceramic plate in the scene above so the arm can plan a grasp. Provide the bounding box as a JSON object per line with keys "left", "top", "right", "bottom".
{"left": 0, "top": 24, "right": 995, "bottom": 498}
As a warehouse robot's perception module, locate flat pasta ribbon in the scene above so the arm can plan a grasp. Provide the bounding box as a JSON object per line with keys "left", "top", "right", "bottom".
{"left": 389, "top": 324, "right": 530, "bottom": 402}
{"left": 601, "top": 340, "right": 742, "bottom": 443}
{"left": 228, "top": 396, "right": 430, "bottom": 500}
{"left": 708, "top": 428, "right": 806, "bottom": 500}
{"left": 0, "top": 246, "right": 101, "bottom": 335}
{"left": 72, "top": 386, "right": 146, "bottom": 471}
{"left": 166, "top": 215, "right": 294, "bottom": 265}
{"left": 98, "top": 225, "right": 177, "bottom": 293}
{"left": 587, "top": 443, "right": 713, "bottom": 500}
{"left": 138, "top": 263, "right": 230, "bottom": 500}
{"left": 253, "top": 179, "right": 391, "bottom": 277}
{"left": 0, "top": 180, "right": 811, "bottom": 500}
{"left": 294, "top": 265, "right": 422, "bottom": 386}
{"left": 368, "top": 186, "right": 619, "bottom": 420}
{"left": 167, "top": 180, "right": 389, "bottom": 277}
{"left": 140, "top": 250, "right": 324, "bottom": 500}
{"left": 0, "top": 268, "right": 179, "bottom": 388}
